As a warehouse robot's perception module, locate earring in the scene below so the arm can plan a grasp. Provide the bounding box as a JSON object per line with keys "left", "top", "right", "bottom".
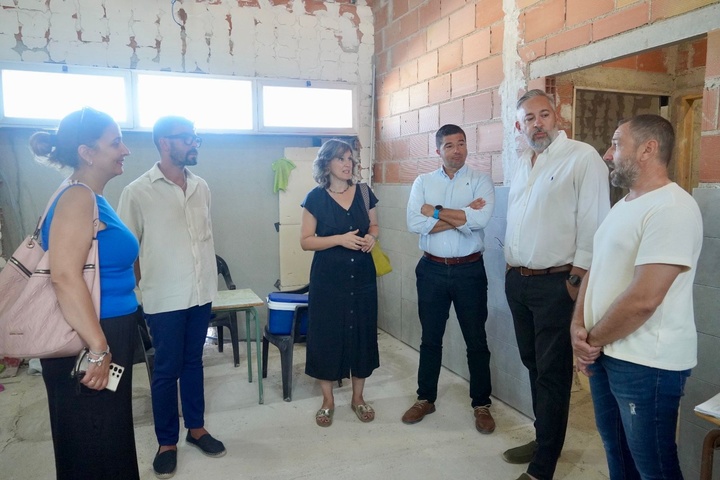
{"left": 86, "top": 160, "right": 93, "bottom": 166}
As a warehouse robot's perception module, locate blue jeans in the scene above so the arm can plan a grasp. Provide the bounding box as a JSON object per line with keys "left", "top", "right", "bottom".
{"left": 415, "top": 256, "right": 491, "bottom": 407}
{"left": 589, "top": 355, "right": 690, "bottom": 480}
{"left": 146, "top": 303, "right": 211, "bottom": 446}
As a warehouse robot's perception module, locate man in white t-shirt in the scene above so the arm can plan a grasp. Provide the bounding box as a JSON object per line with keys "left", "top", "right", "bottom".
{"left": 572, "top": 114, "right": 703, "bottom": 479}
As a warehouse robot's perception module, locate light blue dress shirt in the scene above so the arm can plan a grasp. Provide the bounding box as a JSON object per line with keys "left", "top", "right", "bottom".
{"left": 407, "top": 164, "right": 495, "bottom": 258}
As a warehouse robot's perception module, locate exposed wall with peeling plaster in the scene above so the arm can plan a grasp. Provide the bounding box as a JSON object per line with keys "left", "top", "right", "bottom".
{"left": 0, "top": 0, "right": 375, "bottom": 331}
{"left": 0, "top": 0, "right": 374, "bottom": 151}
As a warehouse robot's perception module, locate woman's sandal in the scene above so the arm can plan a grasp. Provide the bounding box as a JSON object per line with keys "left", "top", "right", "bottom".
{"left": 315, "top": 408, "right": 334, "bottom": 427}
{"left": 351, "top": 403, "right": 375, "bottom": 423}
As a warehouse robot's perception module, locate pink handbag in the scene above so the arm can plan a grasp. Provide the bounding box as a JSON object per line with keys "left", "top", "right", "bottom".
{"left": 0, "top": 181, "right": 100, "bottom": 359}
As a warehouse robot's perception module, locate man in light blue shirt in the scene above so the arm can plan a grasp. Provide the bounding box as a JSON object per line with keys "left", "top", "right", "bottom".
{"left": 402, "top": 124, "right": 496, "bottom": 434}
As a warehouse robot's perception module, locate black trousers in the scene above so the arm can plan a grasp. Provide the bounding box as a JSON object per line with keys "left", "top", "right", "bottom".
{"left": 415, "top": 256, "right": 492, "bottom": 407}
{"left": 41, "top": 309, "right": 141, "bottom": 480}
{"left": 505, "top": 269, "right": 575, "bottom": 480}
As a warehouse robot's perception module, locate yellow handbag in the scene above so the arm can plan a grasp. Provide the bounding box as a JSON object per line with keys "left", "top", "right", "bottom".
{"left": 370, "top": 240, "right": 392, "bottom": 276}
{"left": 359, "top": 183, "right": 392, "bottom": 277}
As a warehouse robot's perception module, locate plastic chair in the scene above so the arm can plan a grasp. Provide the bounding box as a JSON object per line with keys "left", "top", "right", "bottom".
{"left": 133, "top": 306, "right": 154, "bottom": 384}
{"left": 262, "top": 285, "right": 340, "bottom": 402}
{"left": 209, "top": 255, "right": 241, "bottom": 367}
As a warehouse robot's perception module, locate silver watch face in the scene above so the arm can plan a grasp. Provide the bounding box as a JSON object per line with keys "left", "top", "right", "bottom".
{"left": 568, "top": 274, "right": 581, "bottom": 286}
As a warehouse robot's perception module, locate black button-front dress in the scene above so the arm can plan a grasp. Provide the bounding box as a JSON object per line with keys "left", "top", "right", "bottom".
{"left": 301, "top": 185, "right": 380, "bottom": 381}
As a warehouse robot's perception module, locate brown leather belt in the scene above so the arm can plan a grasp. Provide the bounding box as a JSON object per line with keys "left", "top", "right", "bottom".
{"left": 424, "top": 252, "right": 482, "bottom": 265}
{"left": 507, "top": 263, "right": 572, "bottom": 276}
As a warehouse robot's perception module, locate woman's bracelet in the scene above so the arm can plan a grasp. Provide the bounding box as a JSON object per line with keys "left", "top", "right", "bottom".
{"left": 87, "top": 346, "right": 110, "bottom": 365}
{"left": 368, "top": 233, "right": 378, "bottom": 241}
{"left": 89, "top": 345, "right": 110, "bottom": 356}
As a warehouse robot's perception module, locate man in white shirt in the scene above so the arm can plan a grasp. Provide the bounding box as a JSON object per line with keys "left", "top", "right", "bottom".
{"left": 572, "top": 114, "right": 702, "bottom": 479}
{"left": 504, "top": 90, "right": 610, "bottom": 480}
{"left": 118, "top": 116, "right": 224, "bottom": 479}
{"left": 403, "top": 124, "right": 496, "bottom": 434}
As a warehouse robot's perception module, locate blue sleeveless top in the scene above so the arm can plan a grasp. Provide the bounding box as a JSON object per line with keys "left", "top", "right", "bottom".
{"left": 41, "top": 185, "right": 139, "bottom": 319}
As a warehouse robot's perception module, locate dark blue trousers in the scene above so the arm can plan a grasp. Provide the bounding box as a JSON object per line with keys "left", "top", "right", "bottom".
{"left": 505, "top": 269, "right": 575, "bottom": 480}
{"left": 146, "top": 303, "right": 211, "bottom": 446}
{"left": 415, "top": 256, "right": 492, "bottom": 407}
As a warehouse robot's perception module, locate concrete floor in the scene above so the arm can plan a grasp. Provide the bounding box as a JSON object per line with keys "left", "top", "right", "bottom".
{"left": 0, "top": 330, "right": 609, "bottom": 480}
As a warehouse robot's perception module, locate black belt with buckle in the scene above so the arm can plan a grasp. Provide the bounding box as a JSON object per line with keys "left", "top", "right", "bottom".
{"left": 506, "top": 263, "right": 572, "bottom": 276}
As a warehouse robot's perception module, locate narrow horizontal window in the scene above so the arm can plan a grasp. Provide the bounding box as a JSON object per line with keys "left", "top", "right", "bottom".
{"left": 261, "top": 85, "right": 353, "bottom": 130}
{"left": 136, "top": 74, "right": 253, "bottom": 131}
{"left": 1, "top": 69, "right": 127, "bottom": 124}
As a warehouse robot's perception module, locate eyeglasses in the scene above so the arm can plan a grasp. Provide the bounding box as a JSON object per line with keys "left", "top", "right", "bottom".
{"left": 164, "top": 133, "right": 202, "bottom": 147}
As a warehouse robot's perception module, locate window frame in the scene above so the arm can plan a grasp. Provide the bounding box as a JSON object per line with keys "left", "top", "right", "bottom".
{"left": 0, "top": 62, "right": 132, "bottom": 128}
{"left": 257, "top": 78, "right": 358, "bottom": 135}
{"left": 0, "top": 61, "right": 359, "bottom": 136}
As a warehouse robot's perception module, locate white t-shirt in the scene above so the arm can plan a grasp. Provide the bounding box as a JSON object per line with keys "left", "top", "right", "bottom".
{"left": 583, "top": 183, "right": 703, "bottom": 371}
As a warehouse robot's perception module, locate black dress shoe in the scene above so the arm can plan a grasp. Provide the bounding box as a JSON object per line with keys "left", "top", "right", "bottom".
{"left": 153, "top": 449, "right": 177, "bottom": 479}
{"left": 186, "top": 431, "right": 227, "bottom": 457}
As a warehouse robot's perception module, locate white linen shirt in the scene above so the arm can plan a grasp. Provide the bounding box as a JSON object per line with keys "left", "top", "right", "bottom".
{"left": 583, "top": 183, "right": 703, "bottom": 370}
{"left": 407, "top": 164, "right": 495, "bottom": 257}
{"left": 117, "top": 163, "right": 218, "bottom": 315}
{"left": 504, "top": 131, "right": 610, "bottom": 270}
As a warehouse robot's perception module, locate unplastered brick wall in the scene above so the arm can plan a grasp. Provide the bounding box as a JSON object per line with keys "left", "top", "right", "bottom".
{"left": 372, "top": 0, "right": 506, "bottom": 185}
{"left": 700, "top": 29, "right": 720, "bottom": 183}
{"left": 0, "top": 0, "right": 375, "bottom": 155}
{"left": 373, "top": 0, "right": 720, "bottom": 187}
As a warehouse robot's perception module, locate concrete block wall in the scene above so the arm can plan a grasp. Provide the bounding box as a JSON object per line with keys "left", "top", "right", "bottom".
{"left": 680, "top": 187, "right": 720, "bottom": 480}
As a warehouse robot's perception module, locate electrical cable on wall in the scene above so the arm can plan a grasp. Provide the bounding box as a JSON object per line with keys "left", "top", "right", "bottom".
{"left": 171, "top": 0, "right": 183, "bottom": 27}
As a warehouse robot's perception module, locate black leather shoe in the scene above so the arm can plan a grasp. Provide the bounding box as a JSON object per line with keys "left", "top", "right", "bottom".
{"left": 186, "top": 431, "right": 227, "bottom": 457}
{"left": 153, "top": 449, "right": 177, "bottom": 479}
{"left": 502, "top": 440, "right": 538, "bottom": 464}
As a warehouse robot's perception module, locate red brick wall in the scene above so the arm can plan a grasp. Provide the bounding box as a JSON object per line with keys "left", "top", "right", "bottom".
{"left": 373, "top": 0, "right": 720, "bottom": 185}
{"left": 700, "top": 29, "right": 720, "bottom": 182}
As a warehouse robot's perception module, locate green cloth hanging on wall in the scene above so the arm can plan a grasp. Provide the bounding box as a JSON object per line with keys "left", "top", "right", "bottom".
{"left": 271, "top": 157, "right": 296, "bottom": 193}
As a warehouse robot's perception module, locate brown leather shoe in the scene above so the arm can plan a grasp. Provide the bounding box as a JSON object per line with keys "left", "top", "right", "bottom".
{"left": 401, "top": 400, "right": 436, "bottom": 424}
{"left": 473, "top": 405, "right": 495, "bottom": 434}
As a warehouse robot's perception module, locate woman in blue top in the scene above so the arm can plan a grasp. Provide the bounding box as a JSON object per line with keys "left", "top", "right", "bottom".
{"left": 29, "top": 107, "right": 140, "bottom": 480}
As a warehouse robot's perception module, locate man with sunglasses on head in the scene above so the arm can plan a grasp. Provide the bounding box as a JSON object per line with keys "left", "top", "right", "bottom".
{"left": 118, "top": 116, "right": 224, "bottom": 479}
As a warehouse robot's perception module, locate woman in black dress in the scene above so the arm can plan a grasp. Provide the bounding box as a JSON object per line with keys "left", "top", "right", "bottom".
{"left": 300, "top": 139, "right": 380, "bottom": 427}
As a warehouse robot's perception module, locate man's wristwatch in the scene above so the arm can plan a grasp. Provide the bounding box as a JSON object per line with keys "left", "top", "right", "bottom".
{"left": 433, "top": 205, "right": 443, "bottom": 219}
{"left": 567, "top": 274, "right": 582, "bottom": 287}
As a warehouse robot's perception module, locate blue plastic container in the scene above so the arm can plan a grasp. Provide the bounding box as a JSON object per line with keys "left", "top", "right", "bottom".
{"left": 267, "top": 292, "right": 309, "bottom": 335}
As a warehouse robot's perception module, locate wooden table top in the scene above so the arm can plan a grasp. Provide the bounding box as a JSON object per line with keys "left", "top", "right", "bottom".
{"left": 695, "top": 411, "right": 720, "bottom": 428}
{"left": 212, "top": 288, "right": 264, "bottom": 311}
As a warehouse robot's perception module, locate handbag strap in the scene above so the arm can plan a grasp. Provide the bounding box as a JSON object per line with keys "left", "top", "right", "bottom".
{"left": 359, "top": 182, "right": 370, "bottom": 217}
{"left": 34, "top": 179, "right": 100, "bottom": 242}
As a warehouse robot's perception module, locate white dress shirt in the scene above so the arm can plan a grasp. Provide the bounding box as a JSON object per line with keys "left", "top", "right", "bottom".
{"left": 505, "top": 131, "right": 610, "bottom": 270}
{"left": 407, "top": 164, "right": 495, "bottom": 257}
{"left": 117, "top": 163, "right": 218, "bottom": 315}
